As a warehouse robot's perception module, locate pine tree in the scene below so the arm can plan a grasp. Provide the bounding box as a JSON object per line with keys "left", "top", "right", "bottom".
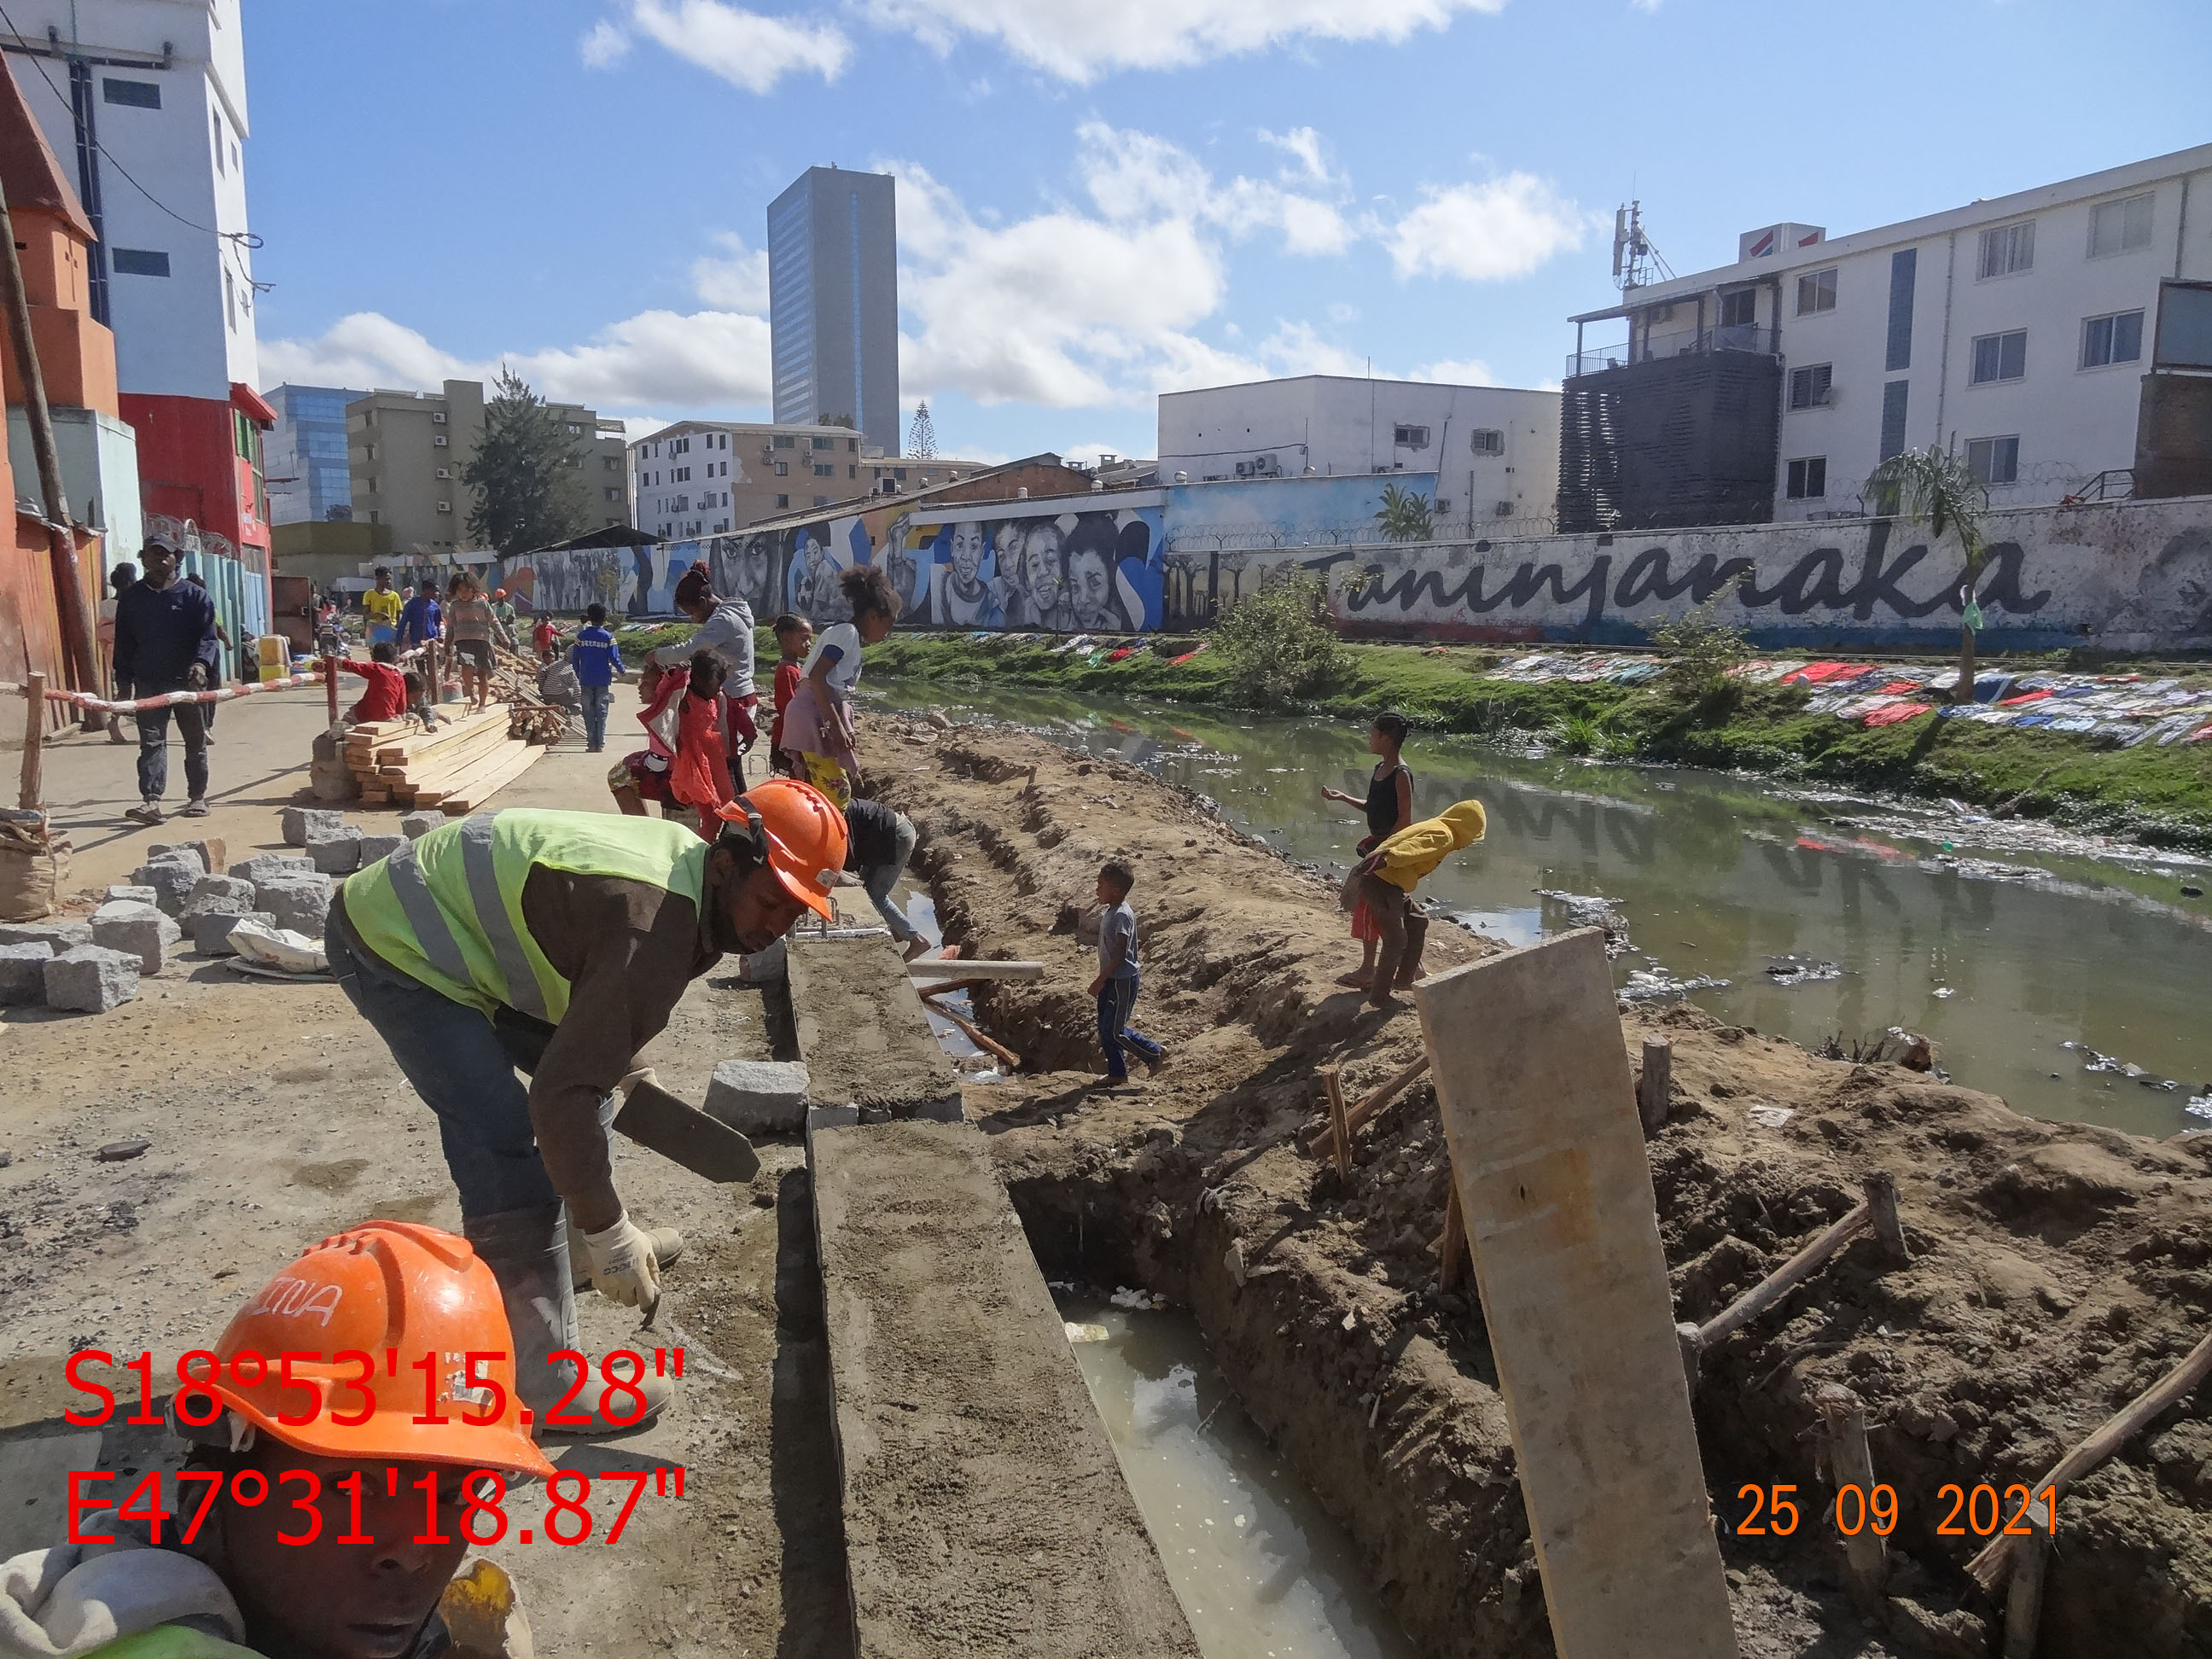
{"left": 906, "top": 400, "right": 937, "bottom": 459}
{"left": 463, "top": 368, "right": 591, "bottom": 556}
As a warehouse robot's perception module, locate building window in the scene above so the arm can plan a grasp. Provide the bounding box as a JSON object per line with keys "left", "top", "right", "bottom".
{"left": 813, "top": 494, "right": 830, "bottom": 506}
{"left": 774, "top": 435, "right": 795, "bottom": 448}
{"left": 1718, "top": 288, "right": 1757, "bottom": 328}
{"left": 1976, "top": 221, "right": 2034, "bottom": 279}
{"left": 224, "top": 270, "right": 236, "bottom": 330}
{"left": 212, "top": 110, "right": 224, "bottom": 173}
{"left": 847, "top": 439, "right": 859, "bottom": 452}
{"left": 1470, "top": 429, "right": 1504, "bottom": 456}
{"left": 604, "top": 487, "right": 622, "bottom": 503}
{"left": 812, "top": 463, "right": 834, "bottom": 477}
{"left": 606, "top": 456, "right": 619, "bottom": 470}
{"left": 102, "top": 77, "right": 160, "bottom": 108}
{"left": 1392, "top": 424, "right": 1430, "bottom": 449}
{"left": 2081, "top": 310, "right": 2145, "bottom": 368}
{"left": 1785, "top": 457, "right": 1827, "bottom": 499}
{"left": 812, "top": 436, "right": 835, "bottom": 450}
{"left": 111, "top": 247, "right": 170, "bottom": 276}
{"left": 1787, "top": 363, "right": 1833, "bottom": 409}
{"left": 774, "top": 461, "right": 789, "bottom": 476}
{"left": 1965, "top": 436, "right": 2019, "bottom": 486}
{"left": 776, "top": 494, "right": 789, "bottom": 509}
{"left": 2088, "top": 192, "right": 2155, "bottom": 259}
{"left": 1970, "top": 329, "right": 2028, "bottom": 384}
{"left": 847, "top": 464, "right": 858, "bottom": 479}
{"left": 1795, "top": 268, "right": 1837, "bottom": 315}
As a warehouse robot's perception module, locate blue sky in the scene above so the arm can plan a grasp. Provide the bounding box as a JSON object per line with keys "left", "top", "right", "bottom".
{"left": 250, "top": 0, "right": 2212, "bottom": 463}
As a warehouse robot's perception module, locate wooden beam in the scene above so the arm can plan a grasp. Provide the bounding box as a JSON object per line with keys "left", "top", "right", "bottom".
{"left": 928, "top": 1001, "right": 1020, "bottom": 1069}
{"left": 1698, "top": 1202, "right": 1871, "bottom": 1349}
{"left": 1413, "top": 928, "right": 1736, "bottom": 1659}
{"left": 1814, "top": 1384, "right": 1887, "bottom": 1618}
{"left": 2001, "top": 1530, "right": 2048, "bottom": 1659}
{"left": 1636, "top": 1038, "right": 1671, "bottom": 1136}
{"left": 1968, "top": 1324, "right": 2212, "bottom": 1594}
{"left": 1308, "top": 1051, "right": 1432, "bottom": 1163}
{"left": 906, "top": 958, "right": 1042, "bottom": 981}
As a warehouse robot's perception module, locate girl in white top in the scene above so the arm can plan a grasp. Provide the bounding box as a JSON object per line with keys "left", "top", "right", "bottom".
{"left": 780, "top": 565, "right": 899, "bottom": 806}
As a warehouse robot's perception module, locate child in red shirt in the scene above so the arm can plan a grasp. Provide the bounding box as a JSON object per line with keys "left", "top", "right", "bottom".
{"left": 668, "top": 652, "right": 732, "bottom": 836}
{"left": 768, "top": 612, "right": 812, "bottom": 777}
{"left": 331, "top": 642, "right": 408, "bottom": 724}
{"left": 533, "top": 615, "right": 560, "bottom": 661}
{"left": 608, "top": 657, "right": 685, "bottom": 818}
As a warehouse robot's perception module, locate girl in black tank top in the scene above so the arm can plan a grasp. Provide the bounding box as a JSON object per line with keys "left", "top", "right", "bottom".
{"left": 1321, "top": 713, "right": 1413, "bottom": 987}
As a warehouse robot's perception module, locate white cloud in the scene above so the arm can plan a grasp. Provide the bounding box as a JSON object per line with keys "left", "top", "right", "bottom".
{"left": 858, "top": 0, "right": 1505, "bottom": 83}
{"left": 1411, "top": 357, "right": 1499, "bottom": 386}
{"left": 261, "top": 307, "right": 773, "bottom": 415}
{"left": 1259, "top": 321, "right": 1366, "bottom": 378}
{"left": 1259, "top": 125, "right": 1331, "bottom": 184}
{"left": 579, "top": 19, "right": 631, "bottom": 67}
{"left": 1388, "top": 173, "right": 1590, "bottom": 282}
{"left": 690, "top": 231, "right": 771, "bottom": 311}
{"left": 1076, "top": 122, "right": 1352, "bottom": 257}
{"left": 586, "top": 0, "right": 848, "bottom": 94}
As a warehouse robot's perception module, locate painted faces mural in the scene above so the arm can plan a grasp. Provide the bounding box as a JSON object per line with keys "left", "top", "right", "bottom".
{"left": 927, "top": 505, "right": 1166, "bottom": 632}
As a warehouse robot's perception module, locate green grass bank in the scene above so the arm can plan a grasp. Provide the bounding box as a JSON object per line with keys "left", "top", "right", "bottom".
{"left": 853, "top": 632, "right": 2212, "bottom": 851}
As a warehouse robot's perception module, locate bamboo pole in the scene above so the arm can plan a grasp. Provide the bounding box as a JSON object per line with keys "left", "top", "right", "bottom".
{"left": 0, "top": 179, "right": 101, "bottom": 701}
{"left": 1698, "top": 1202, "right": 1871, "bottom": 1348}
{"left": 1968, "top": 1325, "right": 2212, "bottom": 1595}
{"left": 17, "top": 675, "right": 44, "bottom": 810}
{"left": 1322, "top": 1066, "right": 1352, "bottom": 1177}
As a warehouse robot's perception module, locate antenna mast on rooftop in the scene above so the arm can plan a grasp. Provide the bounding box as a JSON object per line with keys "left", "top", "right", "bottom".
{"left": 1611, "top": 201, "right": 1673, "bottom": 294}
{"left": 906, "top": 400, "right": 937, "bottom": 459}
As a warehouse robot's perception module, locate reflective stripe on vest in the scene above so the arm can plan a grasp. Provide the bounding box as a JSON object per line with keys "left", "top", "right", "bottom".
{"left": 337, "top": 809, "right": 709, "bottom": 1021}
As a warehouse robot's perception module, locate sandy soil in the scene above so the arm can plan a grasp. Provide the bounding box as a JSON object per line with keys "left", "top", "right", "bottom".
{"left": 1, "top": 704, "right": 850, "bottom": 1658}
{"left": 864, "top": 713, "right": 2212, "bottom": 1659}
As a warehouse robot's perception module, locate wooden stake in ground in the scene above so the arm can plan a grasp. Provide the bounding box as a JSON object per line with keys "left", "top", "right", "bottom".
{"left": 1637, "top": 1038, "right": 1672, "bottom": 1136}
{"left": 0, "top": 178, "right": 100, "bottom": 699}
{"left": 1413, "top": 928, "right": 1738, "bottom": 1659}
{"left": 1436, "top": 1184, "right": 1467, "bottom": 1293}
{"left": 1813, "top": 1384, "right": 1887, "bottom": 1619}
{"left": 18, "top": 676, "right": 45, "bottom": 811}
{"left": 1322, "top": 1066, "right": 1352, "bottom": 1177}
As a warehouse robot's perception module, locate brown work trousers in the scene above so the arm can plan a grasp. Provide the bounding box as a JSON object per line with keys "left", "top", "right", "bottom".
{"left": 1358, "top": 873, "right": 1428, "bottom": 1004}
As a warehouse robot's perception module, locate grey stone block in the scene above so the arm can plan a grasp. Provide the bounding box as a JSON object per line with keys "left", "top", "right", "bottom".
{"left": 0, "top": 940, "right": 53, "bottom": 1004}
{"left": 89, "top": 900, "right": 181, "bottom": 973}
{"left": 144, "top": 842, "right": 209, "bottom": 874}
{"left": 231, "top": 853, "right": 314, "bottom": 886}
{"left": 702, "top": 1059, "right": 812, "bottom": 1136}
{"left": 400, "top": 811, "right": 445, "bottom": 840}
{"left": 254, "top": 876, "right": 333, "bottom": 935}
{"left": 192, "top": 910, "right": 274, "bottom": 956}
{"left": 130, "top": 859, "right": 201, "bottom": 915}
{"left": 282, "top": 806, "right": 348, "bottom": 847}
{"left": 306, "top": 830, "right": 364, "bottom": 875}
{"left": 356, "top": 833, "right": 407, "bottom": 865}
{"left": 44, "top": 945, "right": 141, "bottom": 1013}
{"left": 0, "top": 921, "right": 92, "bottom": 952}
{"left": 103, "top": 885, "right": 159, "bottom": 905}
{"left": 188, "top": 874, "right": 257, "bottom": 908}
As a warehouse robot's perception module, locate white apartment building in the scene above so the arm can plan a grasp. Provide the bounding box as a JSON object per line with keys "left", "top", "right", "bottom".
{"left": 1567, "top": 143, "right": 2212, "bottom": 525}
{"left": 1156, "top": 375, "right": 1562, "bottom": 530}
{"left": 632, "top": 419, "right": 992, "bottom": 538}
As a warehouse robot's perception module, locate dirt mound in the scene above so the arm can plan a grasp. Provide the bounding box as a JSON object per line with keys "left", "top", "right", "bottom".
{"left": 864, "top": 713, "right": 2212, "bottom": 1659}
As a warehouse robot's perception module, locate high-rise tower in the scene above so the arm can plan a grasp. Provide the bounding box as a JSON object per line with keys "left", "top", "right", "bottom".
{"left": 767, "top": 166, "right": 899, "bottom": 457}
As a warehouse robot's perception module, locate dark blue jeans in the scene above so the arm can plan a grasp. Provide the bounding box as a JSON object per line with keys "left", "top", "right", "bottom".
{"left": 327, "top": 915, "right": 607, "bottom": 1218}
{"left": 1096, "top": 970, "right": 1162, "bottom": 1080}
{"left": 579, "top": 684, "right": 612, "bottom": 750}
{"left": 132, "top": 678, "right": 208, "bottom": 802}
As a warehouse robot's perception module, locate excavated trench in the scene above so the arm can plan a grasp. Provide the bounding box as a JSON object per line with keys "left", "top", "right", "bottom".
{"left": 869, "top": 711, "right": 2212, "bottom": 1659}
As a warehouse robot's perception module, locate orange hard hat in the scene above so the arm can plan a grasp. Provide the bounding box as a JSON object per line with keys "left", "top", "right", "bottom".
{"left": 717, "top": 777, "right": 848, "bottom": 918}
{"left": 176, "top": 1222, "right": 556, "bottom": 1480}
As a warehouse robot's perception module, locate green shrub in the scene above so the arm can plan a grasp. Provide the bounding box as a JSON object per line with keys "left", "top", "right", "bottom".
{"left": 1209, "top": 570, "right": 1348, "bottom": 707}
{"left": 1647, "top": 597, "right": 1750, "bottom": 701}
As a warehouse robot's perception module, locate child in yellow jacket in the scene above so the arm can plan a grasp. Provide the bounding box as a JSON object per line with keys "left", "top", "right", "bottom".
{"left": 1348, "top": 799, "right": 1486, "bottom": 1008}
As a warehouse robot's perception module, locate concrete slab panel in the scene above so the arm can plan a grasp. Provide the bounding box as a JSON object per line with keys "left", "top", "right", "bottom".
{"left": 786, "top": 931, "right": 962, "bottom": 1123}
{"left": 1413, "top": 928, "right": 1737, "bottom": 1659}
{"left": 0, "top": 1431, "right": 103, "bottom": 1559}
{"left": 808, "top": 1115, "right": 1200, "bottom": 1658}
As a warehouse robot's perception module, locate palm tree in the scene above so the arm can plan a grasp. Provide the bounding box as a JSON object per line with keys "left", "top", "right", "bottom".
{"left": 1867, "top": 445, "right": 1989, "bottom": 701}
{"left": 1373, "top": 480, "right": 1435, "bottom": 544}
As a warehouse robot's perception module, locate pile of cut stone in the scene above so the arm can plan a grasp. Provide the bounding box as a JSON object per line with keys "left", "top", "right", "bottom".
{"left": 0, "top": 807, "right": 435, "bottom": 1016}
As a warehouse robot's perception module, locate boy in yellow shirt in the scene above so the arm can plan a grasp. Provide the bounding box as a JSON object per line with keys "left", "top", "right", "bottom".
{"left": 362, "top": 564, "right": 403, "bottom": 647}
{"left": 1347, "top": 800, "right": 1486, "bottom": 1008}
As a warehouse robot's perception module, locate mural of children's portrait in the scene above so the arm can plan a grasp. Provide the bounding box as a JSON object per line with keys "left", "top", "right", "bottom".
{"left": 932, "top": 520, "right": 1004, "bottom": 627}
{"left": 788, "top": 527, "right": 848, "bottom": 622}
{"left": 1004, "top": 520, "right": 1078, "bottom": 631}
{"left": 876, "top": 514, "right": 927, "bottom": 620}
{"left": 707, "top": 533, "right": 782, "bottom": 620}
{"left": 1059, "top": 515, "right": 1129, "bottom": 633}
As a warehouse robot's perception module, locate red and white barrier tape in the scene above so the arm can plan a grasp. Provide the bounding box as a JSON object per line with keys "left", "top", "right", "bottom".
{"left": 3, "top": 672, "right": 324, "bottom": 716}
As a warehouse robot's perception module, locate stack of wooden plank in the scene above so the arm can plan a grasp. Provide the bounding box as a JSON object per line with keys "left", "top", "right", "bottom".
{"left": 343, "top": 706, "right": 550, "bottom": 813}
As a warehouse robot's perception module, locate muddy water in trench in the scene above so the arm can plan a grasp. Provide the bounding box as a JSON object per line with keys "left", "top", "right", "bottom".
{"left": 874, "top": 680, "right": 2212, "bottom": 1137}
{"left": 1061, "top": 1301, "right": 1417, "bottom": 1659}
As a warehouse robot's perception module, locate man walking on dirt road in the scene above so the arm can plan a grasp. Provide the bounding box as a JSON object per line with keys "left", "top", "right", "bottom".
{"left": 324, "top": 779, "right": 847, "bottom": 1435}
{"left": 113, "top": 534, "right": 217, "bottom": 825}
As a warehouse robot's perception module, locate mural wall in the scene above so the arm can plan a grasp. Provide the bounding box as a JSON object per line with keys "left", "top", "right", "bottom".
{"left": 485, "top": 486, "right": 2212, "bottom": 652}
{"left": 1225, "top": 496, "right": 2212, "bottom": 652}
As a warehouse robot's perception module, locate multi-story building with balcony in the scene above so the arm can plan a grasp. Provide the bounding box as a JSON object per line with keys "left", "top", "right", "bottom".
{"left": 631, "top": 419, "right": 992, "bottom": 539}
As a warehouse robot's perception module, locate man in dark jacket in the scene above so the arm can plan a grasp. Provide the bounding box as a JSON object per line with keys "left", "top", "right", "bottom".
{"left": 112, "top": 535, "right": 216, "bottom": 824}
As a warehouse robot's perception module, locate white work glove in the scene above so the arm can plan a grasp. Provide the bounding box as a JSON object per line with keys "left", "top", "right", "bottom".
{"left": 580, "top": 1211, "right": 662, "bottom": 1308}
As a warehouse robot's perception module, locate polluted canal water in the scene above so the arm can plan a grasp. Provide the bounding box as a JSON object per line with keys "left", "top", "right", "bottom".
{"left": 1061, "top": 1301, "right": 1417, "bottom": 1659}
{"left": 876, "top": 680, "right": 2212, "bottom": 1137}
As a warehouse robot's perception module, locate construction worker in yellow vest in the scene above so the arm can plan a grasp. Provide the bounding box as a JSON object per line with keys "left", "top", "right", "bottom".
{"left": 4, "top": 1222, "right": 548, "bottom": 1658}
{"left": 324, "top": 779, "right": 847, "bottom": 1434}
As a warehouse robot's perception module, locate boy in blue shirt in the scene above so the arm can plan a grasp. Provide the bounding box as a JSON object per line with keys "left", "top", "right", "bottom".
{"left": 1086, "top": 859, "right": 1165, "bottom": 1084}
{"left": 568, "top": 602, "right": 630, "bottom": 752}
